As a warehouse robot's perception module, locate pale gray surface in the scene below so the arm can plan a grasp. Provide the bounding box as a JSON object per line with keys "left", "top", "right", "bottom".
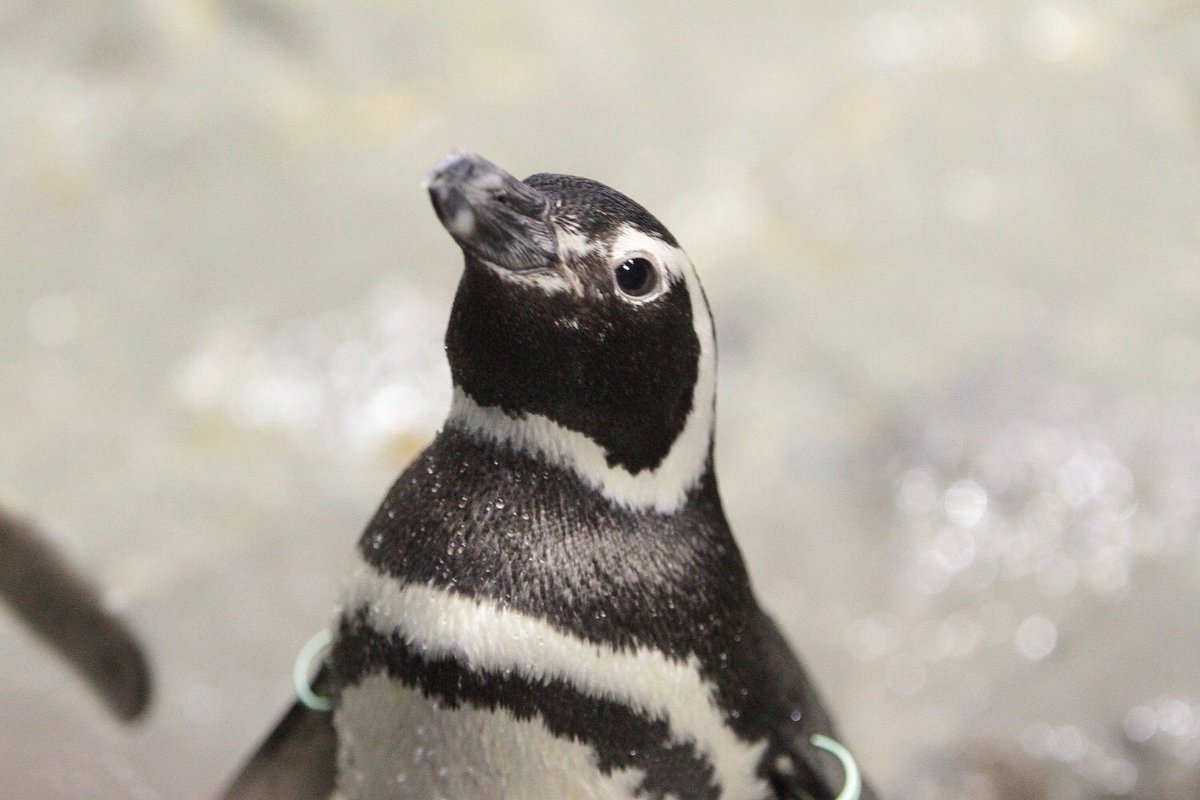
{"left": 2, "top": 1, "right": 1199, "bottom": 798}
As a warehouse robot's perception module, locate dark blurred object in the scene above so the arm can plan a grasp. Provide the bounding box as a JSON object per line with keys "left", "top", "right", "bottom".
{"left": 219, "top": 669, "right": 336, "bottom": 800}
{"left": 0, "top": 504, "right": 151, "bottom": 721}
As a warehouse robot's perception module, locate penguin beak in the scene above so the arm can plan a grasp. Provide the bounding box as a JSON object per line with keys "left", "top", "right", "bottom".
{"left": 426, "top": 152, "right": 559, "bottom": 272}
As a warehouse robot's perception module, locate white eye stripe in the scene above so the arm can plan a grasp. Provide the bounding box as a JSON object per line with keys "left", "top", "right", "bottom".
{"left": 607, "top": 226, "right": 689, "bottom": 279}
{"left": 485, "top": 225, "right": 687, "bottom": 301}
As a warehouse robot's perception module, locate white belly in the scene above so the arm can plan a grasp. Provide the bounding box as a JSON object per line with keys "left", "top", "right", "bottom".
{"left": 334, "top": 672, "right": 647, "bottom": 800}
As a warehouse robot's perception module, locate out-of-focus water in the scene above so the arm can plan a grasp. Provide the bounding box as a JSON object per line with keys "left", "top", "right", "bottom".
{"left": 2, "top": 2, "right": 1199, "bottom": 798}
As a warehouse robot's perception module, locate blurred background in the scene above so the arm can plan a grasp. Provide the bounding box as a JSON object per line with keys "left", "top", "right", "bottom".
{"left": 2, "top": 1, "right": 1199, "bottom": 798}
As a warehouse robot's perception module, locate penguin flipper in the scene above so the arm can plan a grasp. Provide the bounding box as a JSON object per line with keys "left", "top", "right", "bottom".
{"left": 756, "top": 611, "right": 881, "bottom": 800}
{"left": 220, "top": 697, "right": 337, "bottom": 800}
{"left": 0, "top": 504, "right": 152, "bottom": 721}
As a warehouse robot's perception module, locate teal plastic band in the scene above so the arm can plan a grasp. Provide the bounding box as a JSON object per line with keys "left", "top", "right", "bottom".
{"left": 293, "top": 628, "right": 333, "bottom": 712}
{"left": 810, "top": 733, "right": 862, "bottom": 800}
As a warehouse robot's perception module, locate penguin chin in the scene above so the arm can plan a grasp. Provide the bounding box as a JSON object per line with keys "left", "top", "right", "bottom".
{"left": 462, "top": 253, "right": 582, "bottom": 297}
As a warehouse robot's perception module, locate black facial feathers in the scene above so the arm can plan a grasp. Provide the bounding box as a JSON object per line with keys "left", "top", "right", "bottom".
{"left": 444, "top": 173, "right": 701, "bottom": 474}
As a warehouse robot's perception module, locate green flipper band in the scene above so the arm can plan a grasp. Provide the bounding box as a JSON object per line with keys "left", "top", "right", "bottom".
{"left": 810, "top": 733, "right": 862, "bottom": 800}
{"left": 293, "top": 628, "right": 334, "bottom": 712}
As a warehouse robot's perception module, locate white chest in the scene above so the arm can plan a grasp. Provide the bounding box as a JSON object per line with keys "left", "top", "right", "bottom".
{"left": 333, "top": 563, "right": 769, "bottom": 800}
{"left": 334, "top": 672, "right": 646, "bottom": 800}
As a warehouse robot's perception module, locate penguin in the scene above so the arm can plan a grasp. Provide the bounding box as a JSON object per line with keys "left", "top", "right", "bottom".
{"left": 222, "top": 153, "right": 877, "bottom": 800}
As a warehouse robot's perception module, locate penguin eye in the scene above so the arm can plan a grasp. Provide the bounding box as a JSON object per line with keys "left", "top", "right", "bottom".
{"left": 614, "top": 256, "right": 659, "bottom": 298}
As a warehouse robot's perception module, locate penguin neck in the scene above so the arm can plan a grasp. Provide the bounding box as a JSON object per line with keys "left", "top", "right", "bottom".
{"left": 445, "top": 378, "right": 716, "bottom": 515}
{"left": 357, "top": 424, "right": 745, "bottom": 656}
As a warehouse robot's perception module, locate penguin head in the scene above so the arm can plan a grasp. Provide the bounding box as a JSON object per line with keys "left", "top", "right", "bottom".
{"left": 427, "top": 153, "right": 716, "bottom": 512}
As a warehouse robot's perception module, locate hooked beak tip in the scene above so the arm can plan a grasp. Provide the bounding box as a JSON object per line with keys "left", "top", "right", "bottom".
{"left": 425, "top": 151, "right": 493, "bottom": 196}
{"left": 426, "top": 152, "right": 558, "bottom": 271}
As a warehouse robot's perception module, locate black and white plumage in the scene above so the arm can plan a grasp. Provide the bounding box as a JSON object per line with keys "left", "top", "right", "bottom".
{"left": 223, "top": 154, "right": 878, "bottom": 800}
